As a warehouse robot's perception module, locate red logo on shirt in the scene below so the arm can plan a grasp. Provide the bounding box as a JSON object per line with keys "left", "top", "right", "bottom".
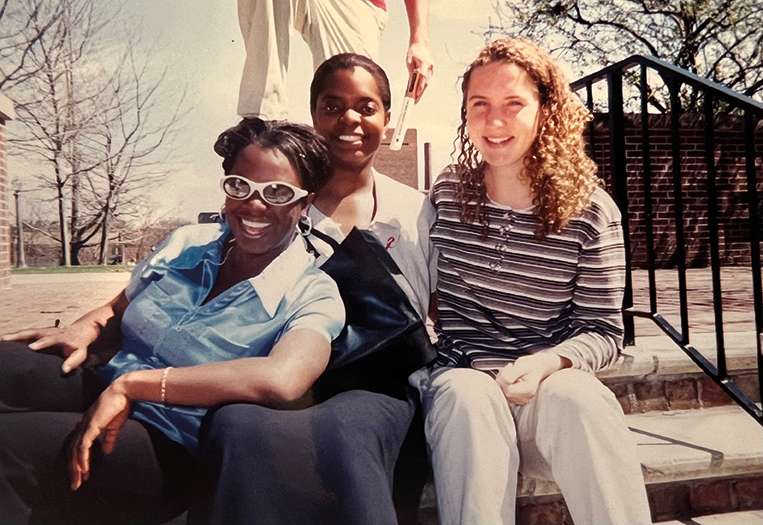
{"left": 385, "top": 236, "right": 397, "bottom": 250}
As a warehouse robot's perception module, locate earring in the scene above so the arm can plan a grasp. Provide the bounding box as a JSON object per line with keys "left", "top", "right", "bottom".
{"left": 219, "top": 204, "right": 226, "bottom": 222}
{"left": 298, "top": 215, "right": 313, "bottom": 236}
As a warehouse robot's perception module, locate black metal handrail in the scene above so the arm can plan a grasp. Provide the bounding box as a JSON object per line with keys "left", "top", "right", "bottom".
{"left": 571, "top": 55, "right": 763, "bottom": 425}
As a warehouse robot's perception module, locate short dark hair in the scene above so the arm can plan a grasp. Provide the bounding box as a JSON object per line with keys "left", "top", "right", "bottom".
{"left": 310, "top": 53, "right": 391, "bottom": 113}
{"left": 214, "top": 118, "right": 332, "bottom": 194}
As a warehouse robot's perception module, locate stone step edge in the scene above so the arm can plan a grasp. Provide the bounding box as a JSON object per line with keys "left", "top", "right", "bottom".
{"left": 516, "top": 464, "right": 763, "bottom": 499}
{"left": 655, "top": 509, "right": 763, "bottom": 525}
{"left": 418, "top": 474, "right": 763, "bottom": 523}
{"left": 597, "top": 331, "right": 758, "bottom": 379}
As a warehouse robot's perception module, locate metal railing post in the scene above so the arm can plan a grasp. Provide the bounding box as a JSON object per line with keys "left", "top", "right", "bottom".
{"left": 704, "top": 94, "right": 727, "bottom": 378}
{"left": 743, "top": 110, "right": 763, "bottom": 405}
{"left": 640, "top": 65, "right": 657, "bottom": 314}
{"left": 607, "top": 71, "right": 635, "bottom": 345}
{"left": 668, "top": 76, "right": 690, "bottom": 344}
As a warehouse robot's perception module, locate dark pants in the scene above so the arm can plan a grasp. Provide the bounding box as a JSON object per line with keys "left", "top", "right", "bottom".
{"left": 190, "top": 388, "right": 427, "bottom": 525}
{"left": 0, "top": 342, "right": 193, "bottom": 525}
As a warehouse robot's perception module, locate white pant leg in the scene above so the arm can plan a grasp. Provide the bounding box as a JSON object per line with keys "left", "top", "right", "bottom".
{"left": 514, "top": 368, "right": 652, "bottom": 525}
{"left": 413, "top": 367, "right": 518, "bottom": 525}
{"left": 237, "top": 0, "right": 293, "bottom": 119}
{"left": 297, "top": 0, "right": 387, "bottom": 70}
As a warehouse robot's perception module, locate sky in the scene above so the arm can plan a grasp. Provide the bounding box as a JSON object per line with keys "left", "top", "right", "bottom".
{"left": 8, "top": 0, "right": 499, "bottom": 222}
{"left": 123, "top": 0, "right": 499, "bottom": 221}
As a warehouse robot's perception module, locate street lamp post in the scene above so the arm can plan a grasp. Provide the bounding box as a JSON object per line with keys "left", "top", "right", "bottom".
{"left": 13, "top": 189, "right": 26, "bottom": 268}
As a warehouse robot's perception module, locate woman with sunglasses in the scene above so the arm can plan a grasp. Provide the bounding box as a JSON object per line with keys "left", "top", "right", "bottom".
{"left": 0, "top": 119, "right": 345, "bottom": 525}
{"left": 191, "top": 53, "right": 436, "bottom": 525}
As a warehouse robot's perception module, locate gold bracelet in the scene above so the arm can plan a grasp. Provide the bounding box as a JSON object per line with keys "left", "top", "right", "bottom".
{"left": 161, "top": 367, "right": 173, "bottom": 404}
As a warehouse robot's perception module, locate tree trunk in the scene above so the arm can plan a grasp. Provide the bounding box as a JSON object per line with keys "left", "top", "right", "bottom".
{"left": 69, "top": 171, "right": 81, "bottom": 265}
{"left": 14, "top": 191, "right": 27, "bottom": 268}
{"left": 56, "top": 174, "right": 71, "bottom": 266}
{"left": 98, "top": 204, "right": 111, "bottom": 265}
{"left": 99, "top": 152, "right": 115, "bottom": 265}
{"left": 70, "top": 240, "right": 84, "bottom": 265}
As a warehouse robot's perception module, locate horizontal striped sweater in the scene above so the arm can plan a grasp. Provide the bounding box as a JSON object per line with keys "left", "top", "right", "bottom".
{"left": 430, "top": 166, "right": 625, "bottom": 374}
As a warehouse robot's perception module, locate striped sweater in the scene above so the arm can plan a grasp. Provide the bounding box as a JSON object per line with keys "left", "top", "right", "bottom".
{"left": 430, "top": 166, "right": 626, "bottom": 374}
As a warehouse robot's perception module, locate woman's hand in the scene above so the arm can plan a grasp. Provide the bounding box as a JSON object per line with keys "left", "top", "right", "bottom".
{"left": 1, "top": 291, "right": 128, "bottom": 374}
{"left": 495, "top": 353, "right": 571, "bottom": 405}
{"left": 0, "top": 321, "right": 100, "bottom": 374}
{"left": 68, "top": 381, "right": 132, "bottom": 490}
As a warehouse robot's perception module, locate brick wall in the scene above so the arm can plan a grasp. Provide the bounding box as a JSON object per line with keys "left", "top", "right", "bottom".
{"left": 0, "top": 118, "right": 9, "bottom": 288}
{"left": 588, "top": 113, "right": 763, "bottom": 269}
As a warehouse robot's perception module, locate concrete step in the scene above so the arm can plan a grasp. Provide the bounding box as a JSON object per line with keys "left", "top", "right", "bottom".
{"left": 418, "top": 405, "right": 763, "bottom": 524}
{"left": 597, "top": 332, "right": 760, "bottom": 415}
{"left": 657, "top": 509, "right": 763, "bottom": 524}
{"left": 629, "top": 405, "right": 762, "bottom": 485}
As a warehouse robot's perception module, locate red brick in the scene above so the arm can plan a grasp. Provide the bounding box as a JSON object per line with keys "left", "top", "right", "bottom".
{"left": 666, "top": 378, "right": 700, "bottom": 410}
{"left": 700, "top": 377, "right": 734, "bottom": 406}
{"left": 648, "top": 482, "right": 690, "bottom": 522}
{"left": 606, "top": 382, "right": 633, "bottom": 414}
{"left": 634, "top": 380, "right": 668, "bottom": 412}
{"left": 518, "top": 500, "right": 571, "bottom": 525}
{"left": 731, "top": 373, "right": 761, "bottom": 403}
{"left": 734, "top": 476, "right": 763, "bottom": 510}
{"left": 691, "top": 480, "right": 736, "bottom": 513}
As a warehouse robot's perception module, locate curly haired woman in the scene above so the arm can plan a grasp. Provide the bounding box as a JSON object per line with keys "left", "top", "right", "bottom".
{"left": 409, "top": 38, "right": 652, "bottom": 525}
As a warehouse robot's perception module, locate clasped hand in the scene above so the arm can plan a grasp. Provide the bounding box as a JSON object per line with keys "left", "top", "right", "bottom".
{"left": 495, "top": 353, "right": 567, "bottom": 405}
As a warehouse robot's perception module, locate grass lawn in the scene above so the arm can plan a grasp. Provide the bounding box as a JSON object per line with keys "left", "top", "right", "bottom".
{"left": 12, "top": 264, "right": 134, "bottom": 274}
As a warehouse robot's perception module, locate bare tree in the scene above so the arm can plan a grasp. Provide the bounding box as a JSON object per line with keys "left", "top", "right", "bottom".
{"left": 0, "top": 0, "right": 62, "bottom": 90}
{"left": 2, "top": 0, "right": 187, "bottom": 265}
{"left": 491, "top": 0, "right": 763, "bottom": 102}
{"left": 66, "top": 43, "right": 187, "bottom": 265}
{"left": 5, "top": 0, "right": 109, "bottom": 265}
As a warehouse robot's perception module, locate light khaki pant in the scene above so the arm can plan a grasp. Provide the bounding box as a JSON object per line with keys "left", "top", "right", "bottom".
{"left": 237, "top": 0, "right": 387, "bottom": 119}
{"left": 411, "top": 366, "right": 653, "bottom": 525}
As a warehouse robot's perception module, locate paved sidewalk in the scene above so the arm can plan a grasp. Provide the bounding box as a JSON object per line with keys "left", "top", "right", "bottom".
{"left": 0, "top": 272, "right": 131, "bottom": 335}
{"left": 2, "top": 268, "right": 757, "bottom": 390}
{"left": 0, "top": 266, "right": 759, "bottom": 339}
{"left": 631, "top": 267, "right": 759, "bottom": 337}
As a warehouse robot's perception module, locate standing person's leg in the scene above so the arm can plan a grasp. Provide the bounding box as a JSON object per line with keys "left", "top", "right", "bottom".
{"left": 514, "top": 368, "right": 652, "bottom": 525}
{"left": 297, "top": 0, "right": 387, "bottom": 69}
{"left": 191, "top": 389, "right": 415, "bottom": 525}
{"left": 414, "top": 367, "right": 518, "bottom": 525}
{"left": 236, "top": 0, "right": 294, "bottom": 119}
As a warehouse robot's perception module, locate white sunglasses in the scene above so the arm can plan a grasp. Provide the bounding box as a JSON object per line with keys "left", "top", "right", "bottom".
{"left": 220, "top": 175, "right": 308, "bottom": 206}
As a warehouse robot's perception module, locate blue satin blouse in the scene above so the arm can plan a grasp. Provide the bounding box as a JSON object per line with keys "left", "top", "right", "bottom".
{"left": 94, "top": 223, "right": 344, "bottom": 455}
